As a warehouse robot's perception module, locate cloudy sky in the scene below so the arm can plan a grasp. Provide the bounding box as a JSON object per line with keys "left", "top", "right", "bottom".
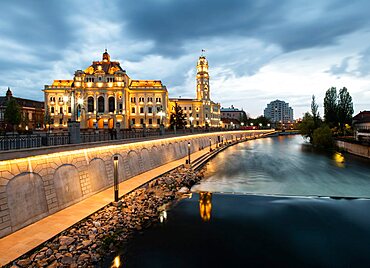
{"left": 0, "top": 0, "right": 370, "bottom": 118}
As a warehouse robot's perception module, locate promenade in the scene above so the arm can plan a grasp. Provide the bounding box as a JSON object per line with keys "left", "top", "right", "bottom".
{"left": 0, "top": 147, "right": 210, "bottom": 266}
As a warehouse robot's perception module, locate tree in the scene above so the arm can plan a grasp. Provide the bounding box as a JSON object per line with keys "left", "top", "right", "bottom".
{"left": 169, "top": 102, "right": 186, "bottom": 129}
{"left": 324, "top": 87, "right": 338, "bottom": 126}
{"left": 337, "top": 87, "right": 353, "bottom": 132}
{"left": 312, "top": 125, "right": 334, "bottom": 148}
{"left": 4, "top": 98, "right": 21, "bottom": 133}
{"left": 298, "top": 112, "right": 315, "bottom": 143}
{"left": 44, "top": 105, "right": 52, "bottom": 132}
{"left": 311, "top": 95, "right": 321, "bottom": 128}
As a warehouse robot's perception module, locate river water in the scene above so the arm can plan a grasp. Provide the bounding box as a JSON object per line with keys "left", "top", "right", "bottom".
{"left": 110, "top": 135, "right": 370, "bottom": 268}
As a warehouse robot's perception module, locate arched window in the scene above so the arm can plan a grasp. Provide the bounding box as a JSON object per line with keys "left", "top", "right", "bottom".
{"left": 108, "top": 96, "right": 115, "bottom": 113}
{"left": 87, "top": 97, "right": 94, "bottom": 113}
{"left": 98, "top": 96, "right": 104, "bottom": 113}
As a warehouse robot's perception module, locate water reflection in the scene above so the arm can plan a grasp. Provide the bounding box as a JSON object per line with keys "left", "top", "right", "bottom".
{"left": 199, "top": 192, "right": 212, "bottom": 222}
{"left": 111, "top": 256, "right": 121, "bottom": 268}
{"left": 333, "top": 152, "right": 345, "bottom": 168}
{"left": 159, "top": 210, "right": 167, "bottom": 223}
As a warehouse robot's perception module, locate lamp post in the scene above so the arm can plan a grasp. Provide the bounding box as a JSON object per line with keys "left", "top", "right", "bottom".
{"left": 113, "top": 156, "right": 119, "bottom": 202}
{"left": 209, "top": 137, "right": 212, "bottom": 152}
{"left": 189, "top": 116, "right": 194, "bottom": 133}
{"left": 187, "top": 142, "right": 191, "bottom": 166}
{"left": 158, "top": 110, "right": 165, "bottom": 135}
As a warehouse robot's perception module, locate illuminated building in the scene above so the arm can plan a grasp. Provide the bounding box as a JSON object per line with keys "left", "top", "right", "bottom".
{"left": 43, "top": 50, "right": 220, "bottom": 130}
{"left": 0, "top": 88, "right": 44, "bottom": 131}
{"left": 43, "top": 50, "right": 168, "bottom": 130}
{"left": 169, "top": 55, "right": 221, "bottom": 128}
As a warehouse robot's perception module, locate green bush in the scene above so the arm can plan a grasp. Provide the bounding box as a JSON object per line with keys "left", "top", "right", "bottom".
{"left": 312, "top": 125, "right": 334, "bottom": 148}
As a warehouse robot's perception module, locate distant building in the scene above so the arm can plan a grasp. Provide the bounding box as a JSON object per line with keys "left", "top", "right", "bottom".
{"left": 221, "top": 105, "right": 247, "bottom": 121}
{"left": 264, "top": 100, "right": 293, "bottom": 123}
{"left": 353, "top": 111, "right": 370, "bottom": 142}
{"left": 0, "top": 88, "right": 44, "bottom": 131}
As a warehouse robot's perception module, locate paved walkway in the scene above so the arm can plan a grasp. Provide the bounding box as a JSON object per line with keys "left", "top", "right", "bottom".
{"left": 0, "top": 148, "right": 210, "bottom": 266}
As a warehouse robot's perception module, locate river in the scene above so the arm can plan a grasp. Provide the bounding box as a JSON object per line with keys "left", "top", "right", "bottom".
{"left": 109, "top": 135, "right": 370, "bottom": 268}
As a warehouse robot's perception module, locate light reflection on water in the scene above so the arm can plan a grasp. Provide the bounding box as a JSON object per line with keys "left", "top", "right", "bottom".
{"left": 192, "top": 135, "right": 370, "bottom": 198}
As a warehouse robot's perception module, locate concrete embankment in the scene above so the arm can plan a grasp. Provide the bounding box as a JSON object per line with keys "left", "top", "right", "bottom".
{"left": 336, "top": 140, "right": 370, "bottom": 159}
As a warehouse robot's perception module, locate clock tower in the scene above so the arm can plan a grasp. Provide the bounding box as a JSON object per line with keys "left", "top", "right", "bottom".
{"left": 196, "top": 55, "right": 210, "bottom": 101}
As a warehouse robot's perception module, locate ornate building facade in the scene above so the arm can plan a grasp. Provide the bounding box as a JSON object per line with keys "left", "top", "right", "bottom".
{"left": 43, "top": 50, "right": 219, "bottom": 130}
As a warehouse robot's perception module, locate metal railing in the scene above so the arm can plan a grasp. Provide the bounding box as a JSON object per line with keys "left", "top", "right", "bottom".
{"left": 0, "top": 127, "right": 258, "bottom": 151}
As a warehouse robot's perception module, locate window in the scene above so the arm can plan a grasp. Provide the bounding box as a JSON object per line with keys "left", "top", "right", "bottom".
{"left": 59, "top": 118, "right": 63, "bottom": 124}
{"left": 131, "top": 119, "right": 135, "bottom": 125}
{"left": 107, "top": 77, "right": 114, "bottom": 82}
{"left": 140, "top": 118, "right": 144, "bottom": 125}
{"left": 119, "top": 103, "right": 123, "bottom": 112}
{"left": 139, "top": 97, "right": 144, "bottom": 103}
{"left": 140, "top": 107, "right": 144, "bottom": 113}
{"left": 184, "top": 107, "right": 187, "bottom": 110}
{"left": 87, "top": 97, "right": 94, "bottom": 113}
{"left": 98, "top": 76, "right": 102, "bottom": 81}
{"left": 149, "top": 119, "right": 152, "bottom": 125}
{"left": 148, "top": 107, "right": 152, "bottom": 113}
{"left": 196, "top": 121, "right": 199, "bottom": 125}
{"left": 131, "top": 97, "right": 136, "bottom": 103}
{"left": 196, "top": 114, "right": 199, "bottom": 118}
{"left": 51, "top": 107, "right": 55, "bottom": 113}
{"left": 51, "top": 119, "right": 54, "bottom": 124}
{"left": 108, "top": 96, "right": 115, "bottom": 113}
{"left": 68, "top": 107, "right": 71, "bottom": 113}
{"left": 59, "top": 107, "right": 63, "bottom": 114}
{"left": 131, "top": 107, "right": 136, "bottom": 114}
{"left": 157, "top": 118, "right": 160, "bottom": 124}
{"left": 155, "top": 97, "right": 161, "bottom": 103}
{"left": 189, "top": 107, "right": 192, "bottom": 110}
{"left": 86, "top": 77, "right": 94, "bottom": 82}
{"left": 147, "top": 97, "right": 153, "bottom": 102}
{"left": 157, "top": 106, "right": 161, "bottom": 112}
{"left": 98, "top": 96, "right": 104, "bottom": 113}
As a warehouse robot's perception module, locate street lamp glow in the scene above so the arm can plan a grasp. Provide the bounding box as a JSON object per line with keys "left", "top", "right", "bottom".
{"left": 250, "top": 123, "right": 253, "bottom": 126}
{"left": 77, "top": 98, "right": 83, "bottom": 105}
{"left": 189, "top": 116, "right": 194, "bottom": 124}
{"left": 63, "top": 95, "right": 69, "bottom": 103}
{"left": 241, "top": 122, "right": 244, "bottom": 126}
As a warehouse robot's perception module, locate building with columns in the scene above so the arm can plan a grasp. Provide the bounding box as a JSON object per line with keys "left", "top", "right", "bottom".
{"left": 168, "top": 55, "right": 221, "bottom": 127}
{"left": 43, "top": 50, "right": 219, "bottom": 130}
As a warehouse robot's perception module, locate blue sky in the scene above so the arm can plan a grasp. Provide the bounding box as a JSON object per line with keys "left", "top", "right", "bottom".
{"left": 0, "top": 0, "right": 369, "bottom": 118}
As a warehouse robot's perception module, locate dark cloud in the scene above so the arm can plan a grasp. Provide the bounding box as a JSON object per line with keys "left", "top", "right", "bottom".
{"left": 119, "top": 0, "right": 370, "bottom": 56}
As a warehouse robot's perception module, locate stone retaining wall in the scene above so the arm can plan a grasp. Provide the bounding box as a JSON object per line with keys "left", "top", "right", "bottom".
{"left": 336, "top": 140, "right": 370, "bottom": 158}
{"left": 0, "top": 130, "right": 269, "bottom": 238}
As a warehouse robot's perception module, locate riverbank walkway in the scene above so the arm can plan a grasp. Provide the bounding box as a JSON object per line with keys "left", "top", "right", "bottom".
{"left": 0, "top": 147, "right": 212, "bottom": 266}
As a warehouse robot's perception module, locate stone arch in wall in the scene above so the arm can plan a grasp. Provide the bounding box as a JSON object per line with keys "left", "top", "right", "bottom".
{"left": 88, "top": 158, "right": 109, "bottom": 193}
{"left": 7, "top": 172, "right": 48, "bottom": 230}
{"left": 141, "top": 148, "right": 154, "bottom": 171}
{"left": 150, "top": 145, "right": 161, "bottom": 167}
{"left": 127, "top": 150, "right": 143, "bottom": 177}
{"left": 167, "top": 143, "right": 176, "bottom": 161}
{"left": 54, "top": 164, "right": 82, "bottom": 208}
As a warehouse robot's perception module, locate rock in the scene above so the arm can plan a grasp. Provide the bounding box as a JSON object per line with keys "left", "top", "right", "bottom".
{"left": 82, "top": 240, "right": 92, "bottom": 247}
{"left": 17, "top": 258, "right": 31, "bottom": 267}
{"left": 58, "top": 245, "right": 67, "bottom": 251}
{"left": 59, "top": 236, "right": 75, "bottom": 246}
{"left": 47, "top": 261, "right": 58, "bottom": 268}
{"left": 45, "top": 248, "right": 53, "bottom": 257}
{"left": 61, "top": 256, "right": 73, "bottom": 265}
{"left": 93, "top": 221, "right": 101, "bottom": 228}
{"left": 178, "top": 187, "right": 190, "bottom": 193}
{"left": 78, "top": 253, "right": 90, "bottom": 263}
